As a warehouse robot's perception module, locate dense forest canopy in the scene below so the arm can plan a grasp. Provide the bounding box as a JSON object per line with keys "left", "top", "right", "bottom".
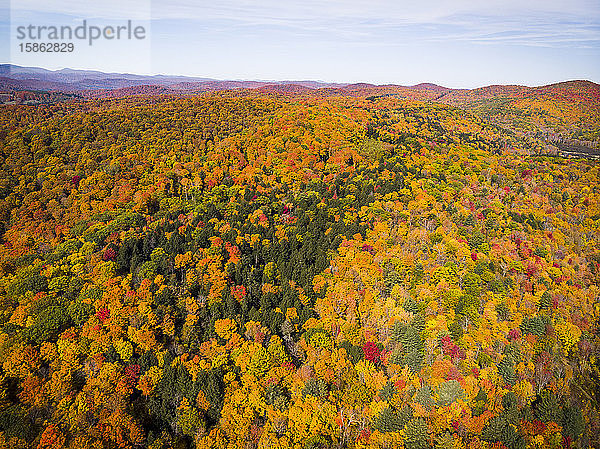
{"left": 0, "top": 88, "right": 598, "bottom": 449}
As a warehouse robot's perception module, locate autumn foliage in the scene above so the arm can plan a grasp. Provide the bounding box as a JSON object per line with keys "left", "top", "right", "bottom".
{"left": 0, "top": 88, "right": 598, "bottom": 448}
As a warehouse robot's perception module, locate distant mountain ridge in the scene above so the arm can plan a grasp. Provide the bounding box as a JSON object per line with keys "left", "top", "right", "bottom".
{"left": 0, "top": 64, "right": 349, "bottom": 93}
{"left": 0, "top": 64, "right": 598, "bottom": 103}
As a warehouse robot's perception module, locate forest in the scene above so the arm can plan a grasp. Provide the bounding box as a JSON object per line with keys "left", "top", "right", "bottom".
{"left": 0, "top": 84, "right": 598, "bottom": 449}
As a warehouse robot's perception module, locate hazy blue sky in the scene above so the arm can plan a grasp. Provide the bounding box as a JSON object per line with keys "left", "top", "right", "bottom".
{"left": 2, "top": 0, "right": 599, "bottom": 87}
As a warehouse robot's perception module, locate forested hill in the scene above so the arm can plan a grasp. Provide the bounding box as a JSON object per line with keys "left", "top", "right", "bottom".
{"left": 0, "top": 92, "right": 598, "bottom": 448}
{"left": 3, "top": 66, "right": 598, "bottom": 152}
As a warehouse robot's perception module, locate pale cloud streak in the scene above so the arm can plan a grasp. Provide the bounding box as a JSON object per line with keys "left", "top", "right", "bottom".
{"left": 8, "top": 0, "right": 600, "bottom": 47}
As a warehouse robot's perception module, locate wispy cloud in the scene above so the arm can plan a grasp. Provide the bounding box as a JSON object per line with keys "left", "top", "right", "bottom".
{"left": 151, "top": 0, "right": 599, "bottom": 49}
{"left": 8, "top": 0, "right": 600, "bottom": 47}
{"left": 11, "top": 0, "right": 152, "bottom": 20}
{"left": 422, "top": 14, "right": 600, "bottom": 48}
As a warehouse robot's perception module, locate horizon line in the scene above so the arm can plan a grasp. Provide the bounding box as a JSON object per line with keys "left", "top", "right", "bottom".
{"left": 2, "top": 63, "right": 599, "bottom": 91}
